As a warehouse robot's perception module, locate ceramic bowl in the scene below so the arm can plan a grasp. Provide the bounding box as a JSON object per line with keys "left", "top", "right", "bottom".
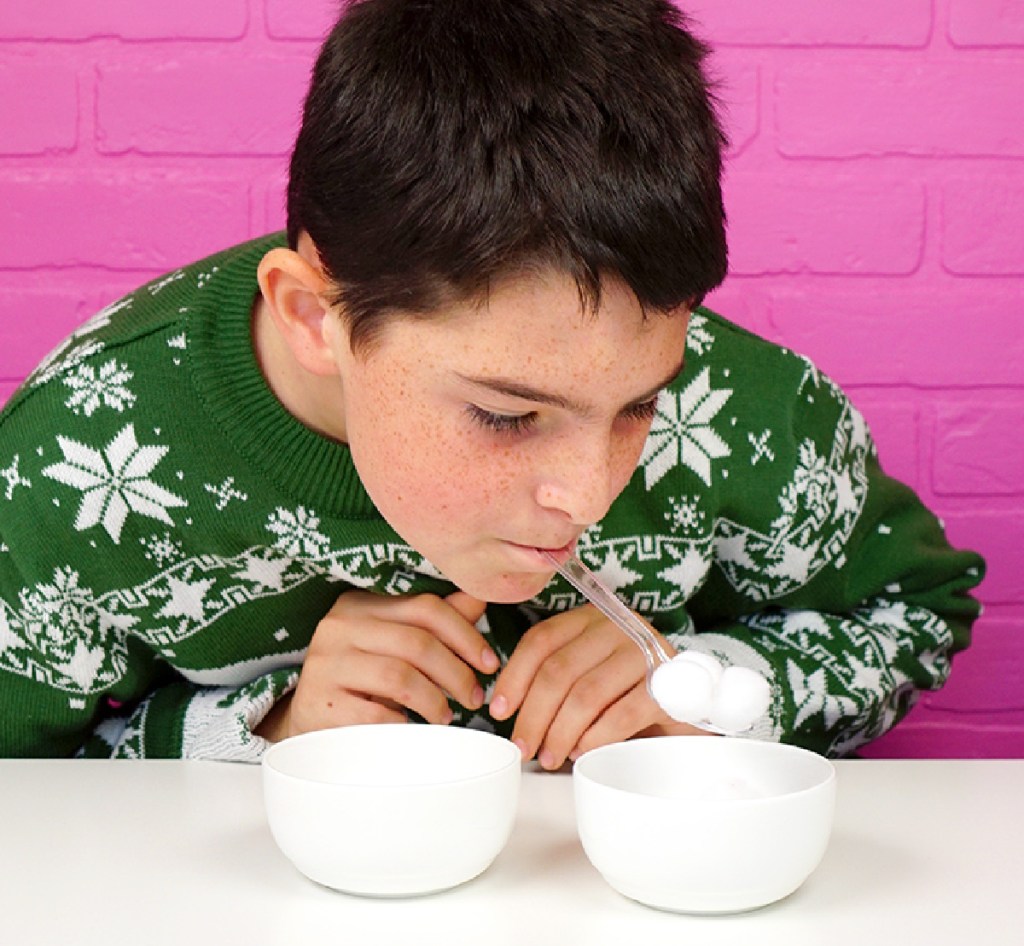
{"left": 263, "top": 724, "right": 521, "bottom": 897}
{"left": 573, "top": 736, "right": 836, "bottom": 913}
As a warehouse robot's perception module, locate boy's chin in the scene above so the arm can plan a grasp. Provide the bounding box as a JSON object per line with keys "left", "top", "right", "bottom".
{"left": 454, "top": 570, "right": 553, "bottom": 605}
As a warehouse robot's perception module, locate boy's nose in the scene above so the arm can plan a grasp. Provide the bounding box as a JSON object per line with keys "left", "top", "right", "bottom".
{"left": 534, "top": 440, "right": 622, "bottom": 526}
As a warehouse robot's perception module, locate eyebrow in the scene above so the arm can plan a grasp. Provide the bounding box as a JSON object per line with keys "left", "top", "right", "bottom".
{"left": 455, "top": 356, "right": 686, "bottom": 417}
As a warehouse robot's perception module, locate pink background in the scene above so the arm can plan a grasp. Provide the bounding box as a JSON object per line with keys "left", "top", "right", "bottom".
{"left": 1, "top": 0, "right": 1021, "bottom": 756}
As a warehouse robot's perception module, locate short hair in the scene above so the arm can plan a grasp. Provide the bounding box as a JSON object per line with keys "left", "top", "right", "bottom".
{"left": 287, "top": 0, "right": 728, "bottom": 351}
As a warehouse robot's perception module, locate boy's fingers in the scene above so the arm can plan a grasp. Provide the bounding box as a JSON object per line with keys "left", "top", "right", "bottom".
{"left": 349, "top": 620, "right": 485, "bottom": 711}
{"left": 510, "top": 635, "right": 623, "bottom": 764}
{"left": 370, "top": 593, "right": 498, "bottom": 675}
{"left": 485, "top": 618, "right": 565, "bottom": 720}
{"left": 444, "top": 590, "right": 488, "bottom": 624}
{"left": 329, "top": 653, "right": 456, "bottom": 724}
{"left": 488, "top": 611, "right": 583, "bottom": 721}
{"left": 444, "top": 591, "right": 501, "bottom": 672}
{"left": 538, "top": 650, "right": 647, "bottom": 766}
{"left": 562, "top": 685, "right": 654, "bottom": 762}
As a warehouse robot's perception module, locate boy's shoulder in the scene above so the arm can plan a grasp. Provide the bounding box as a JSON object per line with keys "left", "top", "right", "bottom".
{"left": 618, "top": 305, "right": 874, "bottom": 603}
{"left": 676, "top": 305, "right": 834, "bottom": 407}
{"left": 72, "top": 233, "right": 284, "bottom": 351}
{"left": 653, "top": 303, "right": 870, "bottom": 515}
{"left": 685, "top": 306, "right": 805, "bottom": 373}
{"left": 2, "top": 234, "right": 284, "bottom": 420}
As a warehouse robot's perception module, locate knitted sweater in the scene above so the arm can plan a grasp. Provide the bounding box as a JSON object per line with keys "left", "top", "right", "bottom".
{"left": 0, "top": 234, "right": 984, "bottom": 759}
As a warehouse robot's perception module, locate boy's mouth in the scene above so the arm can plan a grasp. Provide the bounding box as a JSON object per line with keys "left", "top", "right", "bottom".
{"left": 531, "top": 539, "right": 576, "bottom": 566}
{"left": 501, "top": 538, "right": 577, "bottom": 570}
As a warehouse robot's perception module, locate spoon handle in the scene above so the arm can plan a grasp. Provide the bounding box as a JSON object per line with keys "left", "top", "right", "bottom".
{"left": 544, "top": 552, "right": 672, "bottom": 673}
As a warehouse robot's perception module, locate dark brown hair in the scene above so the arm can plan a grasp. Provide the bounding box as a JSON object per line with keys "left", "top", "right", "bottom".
{"left": 287, "top": 0, "right": 728, "bottom": 351}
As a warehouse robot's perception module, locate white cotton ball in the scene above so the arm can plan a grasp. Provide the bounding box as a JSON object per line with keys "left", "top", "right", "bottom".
{"left": 673, "top": 650, "right": 724, "bottom": 686}
{"left": 708, "top": 666, "right": 771, "bottom": 733}
{"left": 650, "top": 657, "right": 715, "bottom": 724}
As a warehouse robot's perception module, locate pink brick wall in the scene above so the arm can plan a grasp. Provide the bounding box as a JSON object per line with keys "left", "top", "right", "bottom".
{"left": 0, "top": 1, "right": 1020, "bottom": 756}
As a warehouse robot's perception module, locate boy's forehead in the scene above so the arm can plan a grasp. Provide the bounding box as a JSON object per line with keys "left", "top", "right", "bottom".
{"left": 481, "top": 264, "right": 644, "bottom": 319}
{"left": 354, "top": 263, "right": 690, "bottom": 372}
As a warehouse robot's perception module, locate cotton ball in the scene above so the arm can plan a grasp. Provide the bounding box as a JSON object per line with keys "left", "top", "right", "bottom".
{"left": 650, "top": 656, "right": 714, "bottom": 724}
{"left": 708, "top": 666, "right": 771, "bottom": 733}
{"left": 673, "top": 650, "right": 724, "bottom": 686}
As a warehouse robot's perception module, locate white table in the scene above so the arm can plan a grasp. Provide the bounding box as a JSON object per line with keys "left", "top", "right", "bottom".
{"left": 1, "top": 758, "right": 1022, "bottom": 945}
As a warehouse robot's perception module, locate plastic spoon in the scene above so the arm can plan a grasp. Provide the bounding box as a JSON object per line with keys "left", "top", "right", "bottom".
{"left": 544, "top": 551, "right": 769, "bottom": 735}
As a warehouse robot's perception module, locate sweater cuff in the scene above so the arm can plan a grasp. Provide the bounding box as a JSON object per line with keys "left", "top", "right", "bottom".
{"left": 178, "top": 668, "right": 299, "bottom": 762}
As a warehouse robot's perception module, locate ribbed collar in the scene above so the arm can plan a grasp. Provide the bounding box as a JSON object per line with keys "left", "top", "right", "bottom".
{"left": 186, "top": 234, "right": 381, "bottom": 521}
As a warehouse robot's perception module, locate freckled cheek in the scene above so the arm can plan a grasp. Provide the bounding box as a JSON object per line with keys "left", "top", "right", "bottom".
{"left": 610, "top": 428, "right": 651, "bottom": 493}
{"left": 363, "top": 419, "right": 497, "bottom": 518}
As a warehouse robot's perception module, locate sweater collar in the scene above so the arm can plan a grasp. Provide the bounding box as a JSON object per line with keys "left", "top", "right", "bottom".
{"left": 187, "top": 234, "right": 380, "bottom": 520}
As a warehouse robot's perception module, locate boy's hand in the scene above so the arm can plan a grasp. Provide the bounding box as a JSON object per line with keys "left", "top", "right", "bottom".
{"left": 489, "top": 604, "right": 708, "bottom": 769}
{"left": 257, "top": 590, "right": 498, "bottom": 742}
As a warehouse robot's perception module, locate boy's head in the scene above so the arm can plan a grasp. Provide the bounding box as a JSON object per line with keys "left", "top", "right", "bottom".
{"left": 286, "top": 0, "right": 728, "bottom": 351}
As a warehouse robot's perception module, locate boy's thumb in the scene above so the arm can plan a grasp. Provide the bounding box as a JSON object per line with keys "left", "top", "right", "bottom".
{"left": 445, "top": 590, "right": 488, "bottom": 625}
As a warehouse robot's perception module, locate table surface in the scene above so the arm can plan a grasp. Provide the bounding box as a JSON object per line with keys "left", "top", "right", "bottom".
{"left": 1, "top": 757, "right": 1022, "bottom": 945}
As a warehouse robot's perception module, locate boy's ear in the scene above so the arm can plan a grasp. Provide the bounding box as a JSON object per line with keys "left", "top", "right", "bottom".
{"left": 256, "top": 245, "right": 343, "bottom": 376}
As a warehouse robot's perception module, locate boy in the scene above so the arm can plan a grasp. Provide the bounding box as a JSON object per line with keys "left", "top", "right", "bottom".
{"left": 0, "top": 0, "right": 984, "bottom": 762}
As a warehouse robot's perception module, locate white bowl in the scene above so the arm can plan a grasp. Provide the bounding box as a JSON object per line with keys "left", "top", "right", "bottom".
{"left": 263, "top": 724, "right": 521, "bottom": 897}
{"left": 573, "top": 736, "right": 836, "bottom": 913}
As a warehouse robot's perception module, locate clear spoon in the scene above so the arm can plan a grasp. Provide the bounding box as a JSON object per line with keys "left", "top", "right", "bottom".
{"left": 544, "top": 551, "right": 673, "bottom": 678}
{"left": 544, "top": 551, "right": 767, "bottom": 735}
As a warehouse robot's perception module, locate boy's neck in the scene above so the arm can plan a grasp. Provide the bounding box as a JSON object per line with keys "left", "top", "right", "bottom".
{"left": 250, "top": 292, "right": 347, "bottom": 445}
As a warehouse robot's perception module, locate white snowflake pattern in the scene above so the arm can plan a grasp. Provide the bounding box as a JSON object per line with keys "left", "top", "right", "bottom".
{"left": 205, "top": 477, "right": 248, "bottom": 511}
{"left": 79, "top": 296, "right": 131, "bottom": 336}
{"left": 266, "top": 506, "right": 331, "bottom": 559}
{"left": 2, "top": 454, "right": 31, "bottom": 501}
{"left": 787, "top": 661, "right": 861, "bottom": 732}
{"left": 147, "top": 269, "right": 185, "bottom": 296}
{"left": 771, "top": 440, "right": 831, "bottom": 539}
{"left": 234, "top": 551, "right": 293, "bottom": 592}
{"left": 10, "top": 566, "right": 133, "bottom": 694}
{"left": 639, "top": 367, "right": 732, "bottom": 489}
{"left": 63, "top": 359, "right": 136, "bottom": 417}
{"left": 664, "top": 495, "right": 705, "bottom": 535}
{"left": 18, "top": 567, "right": 93, "bottom": 650}
{"left": 748, "top": 429, "right": 775, "bottom": 466}
{"left": 196, "top": 266, "right": 220, "bottom": 289}
{"left": 141, "top": 531, "right": 185, "bottom": 567}
{"left": 30, "top": 339, "right": 105, "bottom": 389}
{"left": 586, "top": 546, "right": 643, "bottom": 595}
{"left": 41, "top": 423, "right": 188, "bottom": 544}
{"left": 685, "top": 312, "right": 715, "bottom": 356}
{"left": 796, "top": 354, "right": 822, "bottom": 395}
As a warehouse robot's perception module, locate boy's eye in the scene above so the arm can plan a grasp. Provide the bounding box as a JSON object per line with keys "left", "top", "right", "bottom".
{"left": 621, "top": 395, "right": 661, "bottom": 422}
{"left": 465, "top": 404, "right": 538, "bottom": 435}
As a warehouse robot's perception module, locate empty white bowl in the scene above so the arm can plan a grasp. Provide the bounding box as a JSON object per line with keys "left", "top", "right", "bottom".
{"left": 263, "top": 724, "right": 521, "bottom": 897}
{"left": 573, "top": 736, "right": 836, "bottom": 913}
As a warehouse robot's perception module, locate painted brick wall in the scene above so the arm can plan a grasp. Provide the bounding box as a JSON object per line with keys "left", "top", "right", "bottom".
{"left": 0, "top": 1, "right": 1021, "bottom": 756}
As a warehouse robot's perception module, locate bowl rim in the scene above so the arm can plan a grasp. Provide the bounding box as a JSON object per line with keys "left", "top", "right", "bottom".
{"left": 262, "top": 723, "right": 523, "bottom": 790}
{"left": 573, "top": 736, "right": 836, "bottom": 807}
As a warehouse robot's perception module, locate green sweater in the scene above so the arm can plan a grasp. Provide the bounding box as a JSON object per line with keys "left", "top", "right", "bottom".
{"left": 0, "top": 234, "right": 984, "bottom": 759}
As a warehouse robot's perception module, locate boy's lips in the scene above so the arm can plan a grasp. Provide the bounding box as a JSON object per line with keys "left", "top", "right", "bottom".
{"left": 502, "top": 538, "right": 577, "bottom": 570}
{"left": 530, "top": 539, "right": 577, "bottom": 565}
{"left": 520, "top": 536, "right": 577, "bottom": 565}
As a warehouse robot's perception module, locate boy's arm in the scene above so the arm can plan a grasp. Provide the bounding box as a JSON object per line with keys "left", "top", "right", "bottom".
{"left": 0, "top": 527, "right": 300, "bottom": 759}
{"left": 0, "top": 583, "right": 299, "bottom": 760}
{"left": 76, "top": 670, "right": 299, "bottom": 760}
{"left": 677, "top": 440, "right": 984, "bottom": 759}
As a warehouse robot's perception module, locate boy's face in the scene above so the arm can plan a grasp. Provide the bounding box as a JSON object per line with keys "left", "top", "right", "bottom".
{"left": 327, "top": 270, "right": 690, "bottom": 603}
